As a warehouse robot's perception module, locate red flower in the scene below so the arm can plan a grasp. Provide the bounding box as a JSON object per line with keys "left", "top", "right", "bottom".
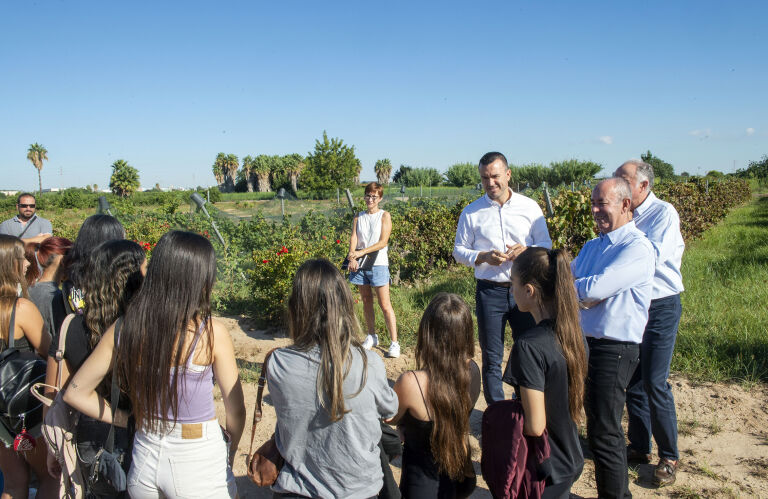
{"left": 262, "top": 259, "right": 269, "bottom": 263}
{"left": 335, "top": 239, "right": 341, "bottom": 244}
{"left": 322, "top": 236, "right": 327, "bottom": 240}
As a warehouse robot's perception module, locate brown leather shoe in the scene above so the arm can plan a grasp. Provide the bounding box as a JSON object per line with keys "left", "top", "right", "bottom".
{"left": 626, "top": 447, "right": 652, "bottom": 465}
{"left": 653, "top": 458, "right": 678, "bottom": 487}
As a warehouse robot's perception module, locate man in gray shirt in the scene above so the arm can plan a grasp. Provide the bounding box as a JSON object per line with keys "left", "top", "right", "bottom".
{"left": 0, "top": 193, "right": 53, "bottom": 243}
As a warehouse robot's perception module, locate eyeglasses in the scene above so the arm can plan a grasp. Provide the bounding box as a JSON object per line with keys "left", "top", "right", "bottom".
{"left": 18, "top": 204, "right": 36, "bottom": 208}
{"left": 364, "top": 195, "right": 379, "bottom": 200}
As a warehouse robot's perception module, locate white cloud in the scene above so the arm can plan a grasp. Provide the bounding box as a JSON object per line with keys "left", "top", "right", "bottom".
{"left": 598, "top": 135, "right": 613, "bottom": 145}
{"left": 689, "top": 128, "right": 712, "bottom": 137}
{"left": 746, "top": 127, "right": 755, "bottom": 136}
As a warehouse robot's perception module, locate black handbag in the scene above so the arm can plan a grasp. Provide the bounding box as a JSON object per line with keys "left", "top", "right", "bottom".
{"left": 0, "top": 299, "right": 46, "bottom": 435}
{"left": 76, "top": 319, "right": 132, "bottom": 498}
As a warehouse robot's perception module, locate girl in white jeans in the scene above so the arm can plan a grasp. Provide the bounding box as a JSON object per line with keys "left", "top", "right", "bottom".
{"left": 64, "top": 231, "right": 246, "bottom": 498}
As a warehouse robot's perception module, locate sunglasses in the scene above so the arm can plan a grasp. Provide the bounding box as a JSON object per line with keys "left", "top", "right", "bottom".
{"left": 18, "top": 204, "right": 36, "bottom": 208}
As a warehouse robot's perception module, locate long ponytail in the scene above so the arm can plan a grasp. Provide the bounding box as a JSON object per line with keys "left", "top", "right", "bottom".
{"left": 513, "top": 247, "right": 587, "bottom": 424}
{"left": 551, "top": 249, "right": 587, "bottom": 423}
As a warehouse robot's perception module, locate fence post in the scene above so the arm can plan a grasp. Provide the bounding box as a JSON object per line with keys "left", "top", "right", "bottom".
{"left": 571, "top": 182, "right": 575, "bottom": 192}
{"left": 420, "top": 185, "right": 423, "bottom": 198}
{"left": 706, "top": 179, "right": 709, "bottom": 194}
{"left": 337, "top": 188, "right": 340, "bottom": 204}
{"left": 544, "top": 184, "right": 554, "bottom": 218}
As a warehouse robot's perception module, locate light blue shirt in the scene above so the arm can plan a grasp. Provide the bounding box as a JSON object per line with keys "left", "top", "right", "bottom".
{"left": 0, "top": 215, "right": 52, "bottom": 238}
{"left": 571, "top": 221, "right": 655, "bottom": 343}
{"left": 633, "top": 192, "right": 685, "bottom": 299}
{"left": 453, "top": 190, "right": 552, "bottom": 282}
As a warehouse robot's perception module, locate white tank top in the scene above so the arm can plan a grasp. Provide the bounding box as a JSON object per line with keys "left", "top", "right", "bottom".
{"left": 355, "top": 210, "right": 389, "bottom": 266}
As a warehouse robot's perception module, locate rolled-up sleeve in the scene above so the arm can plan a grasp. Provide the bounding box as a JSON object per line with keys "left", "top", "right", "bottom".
{"left": 453, "top": 211, "right": 479, "bottom": 266}
{"left": 530, "top": 209, "right": 553, "bottom": 249}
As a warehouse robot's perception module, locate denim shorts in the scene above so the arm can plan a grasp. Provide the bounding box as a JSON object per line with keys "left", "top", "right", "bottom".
{"left": 127, "top": 419, "right": 236, "bottom": 498}
{"left": 349, "top": 265, "right": 390, "bottom": 287}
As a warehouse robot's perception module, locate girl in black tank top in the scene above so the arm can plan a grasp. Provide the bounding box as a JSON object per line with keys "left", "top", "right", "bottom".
{"left": 388, "top": 293, "right": 479, "bottom": 498}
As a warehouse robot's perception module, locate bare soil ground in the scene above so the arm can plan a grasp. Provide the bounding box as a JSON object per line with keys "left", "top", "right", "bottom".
{"left": 216, "top": 317, "right": 768, "bottom": 499}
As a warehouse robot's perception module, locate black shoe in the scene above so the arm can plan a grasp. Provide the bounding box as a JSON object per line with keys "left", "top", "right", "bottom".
{"left": 626, "top": 447, "right": 651, "bottom": 465}
{"left": 653, "top": 458, "right": 678, "bottom": 487}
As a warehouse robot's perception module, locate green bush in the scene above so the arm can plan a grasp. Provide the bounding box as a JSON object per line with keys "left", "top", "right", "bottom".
{"left": 444, "top": 162, "right": 480, "bottom": 187}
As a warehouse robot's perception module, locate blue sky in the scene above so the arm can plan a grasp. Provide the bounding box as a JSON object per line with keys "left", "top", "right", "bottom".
{"left": 1, "top": 0, "right": 766, "bottom": 190}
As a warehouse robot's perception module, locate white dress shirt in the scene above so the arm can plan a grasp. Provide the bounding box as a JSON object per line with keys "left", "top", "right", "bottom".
{"left": 571, "top": 221, "right": 655, "bottom": 343}
{"left": 453, "top": 190, "right": 552, "bottom": 282}
{"left": 633, "top": 192, "right": 685, "bottom": 300}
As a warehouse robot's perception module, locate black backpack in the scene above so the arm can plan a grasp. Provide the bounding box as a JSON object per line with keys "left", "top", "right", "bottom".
{"left": 0, "top": 299, "right": 47, "bottom": 434}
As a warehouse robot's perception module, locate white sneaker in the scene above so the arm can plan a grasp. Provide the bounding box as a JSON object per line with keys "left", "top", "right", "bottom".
{"left": 387, "top": 341, "right": 400, "bottom": 358}
{"left": 362, "top": 334, "right": 378, "bottom": 350}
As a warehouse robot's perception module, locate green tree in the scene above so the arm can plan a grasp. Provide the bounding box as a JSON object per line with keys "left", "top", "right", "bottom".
{"left": 26, "top": 143, "right": 48, "bottom": 195}
{"left": 109, "top": 159, "right": 140, "bottom": 197}
{"left": 241, "top": 155, "right": 255, "bottom": 192}
{"left": 402, "top": 167, "right": 442, "bottom": 187}
{"left": 301, "top": 131, "right": 360, "bottom": 192}
{"left": 212, "top": 153, "right": 226, "bottom": 187}
{"left": 282, "top": 154, "right": 305, "bottom": 193}
{"left": 641, "top": 150, "right": 675, "bottom": 179}
{"left": 224, "top": 154, "right": 239, "bottom": 192}
{"left": 736, "top": 154, "right": 768, "bottom": 179}
{"left": 392, "top": 165, "right": 412, "bottom": 184}
{"left": 706, "top": 170, "right": 724, "bottom": 178}
{"left": 251, "top": 155, "right": 274, "bottom": 192}
{"left": 549, "top": 159, "right": 602, "bottom": 185}
{"left": 444, "top": 162, "right": 480, "bottom": 187}
{"left": 509, "top": 163, "right": 550, "bottom": 189}
{"left": 374, "top": 159, "right": 393, "bottom": 185}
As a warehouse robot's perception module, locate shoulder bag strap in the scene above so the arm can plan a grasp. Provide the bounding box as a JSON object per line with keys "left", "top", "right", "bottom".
{"left": 55, "top": 314, "right": 76, "bottom": 389}
{"left": 7, "top": 298, "right": 18, "bottom": 350}
{"left": 105, "top": 318, "right": 122, "bottom": 453}
{"left": 247, "top": 347, "right": 278, "bottom": 459}
{"left": 17, "top": 215, "right": 38, "bottom": 239}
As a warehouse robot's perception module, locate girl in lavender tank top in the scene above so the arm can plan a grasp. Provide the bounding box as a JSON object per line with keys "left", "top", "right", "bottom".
{"left": 64, "top": 231, "right": 246, "bottom": 499}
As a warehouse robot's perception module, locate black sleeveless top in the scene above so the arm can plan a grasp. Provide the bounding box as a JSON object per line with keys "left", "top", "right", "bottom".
{"left": 399, "top": 360, "right": 481, "bottom": 499}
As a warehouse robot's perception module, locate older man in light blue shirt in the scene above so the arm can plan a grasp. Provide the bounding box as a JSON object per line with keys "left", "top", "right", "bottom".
{"left": 571, "top": 177, "right": 654, "bottom": 499}
{"left": 616, "top": 160, "right": 685, "bottom": 487}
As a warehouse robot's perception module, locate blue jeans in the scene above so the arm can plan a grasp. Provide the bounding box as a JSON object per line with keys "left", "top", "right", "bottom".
{"left": 626, "top": 294, "right": 682, "bottom": 461}
{"left": 475, "top": 280, "right": 535, "bottom": 404}
{"left": 349, "top": 266, "right": 390, "bottom": 287}
{"left": 586, "top": 338, "right": 639, "bottom": 499}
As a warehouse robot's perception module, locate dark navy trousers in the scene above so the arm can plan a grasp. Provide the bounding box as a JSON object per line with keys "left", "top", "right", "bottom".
{"left": 626, "top": 293, "right": 682, "bottom": 461}
{"left": 475, "top": 280, "right": 535, "bottom": 404}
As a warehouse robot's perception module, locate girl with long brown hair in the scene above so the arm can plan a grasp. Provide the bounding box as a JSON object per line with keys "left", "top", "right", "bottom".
{"left": 268, "top": 258, "right": 398, "bottom": 498}
{"left": 504, "top": 247, "right": 587, "bottom": 498}
{"left": 0, "top": 234, "right": 57, "bottom": 498}
{"left": 389, "top": 293, "right": 479, "bottom": 498}
{"left": 64, "top": 231, "right": 245, "bottom": 498}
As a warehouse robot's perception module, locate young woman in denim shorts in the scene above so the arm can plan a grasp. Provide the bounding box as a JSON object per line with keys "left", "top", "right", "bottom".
{"left": 347, "top": 182, "right": 399, "bottom": 357}
{"left": 64, "top": 231, "right": 246, "bottom": 498}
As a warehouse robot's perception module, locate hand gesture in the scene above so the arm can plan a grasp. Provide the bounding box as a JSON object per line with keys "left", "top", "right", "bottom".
{"left": 478, "top": 249, "right": 509, "bottom": 266}
{"left": 505, "top": 244, "right": 527, "bottom": 261}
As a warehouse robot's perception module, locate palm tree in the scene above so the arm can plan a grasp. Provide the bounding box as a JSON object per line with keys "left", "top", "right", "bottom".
{"left": 212, "top": 152, "right": 226, "bottom": 188}
{"left": 225, "top": 154, "right": 239, "bottom": 192}
{"left": 241, "top": 155, "right": 255, "bottom": 192}
{"left": 252, "top": 155, "right": 272, "bottom": 193}
{"left": 283, "top": 154, "right": 305, "bottom": 194}
{"left": 374, "top": 158, "right": 393, "bottom": 185}
{"left": 27, "top": 143, "right": 48, "bottom": 195}
{"left": 353, "top": 159, "right": 362, "bottom": 186}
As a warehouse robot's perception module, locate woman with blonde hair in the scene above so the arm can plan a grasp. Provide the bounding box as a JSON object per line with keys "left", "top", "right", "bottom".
{"left": 390, "top": 293, "right": 479, "bottom": 498}
{"left": 0, "top": 234, "right": 56, "bottom": 498}
{"left": 268, "top": 258, "right": 398, "bottom": 498}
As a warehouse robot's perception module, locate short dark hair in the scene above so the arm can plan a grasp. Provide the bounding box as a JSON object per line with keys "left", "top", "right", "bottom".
{"left": 479, "top": 152, "right": 508, "bottom": 169}
{"left": 17, "top": 193, "right": 35, "bottom": 204}
{"left": 364, "top": 182, "right": 384, "bottom": 198}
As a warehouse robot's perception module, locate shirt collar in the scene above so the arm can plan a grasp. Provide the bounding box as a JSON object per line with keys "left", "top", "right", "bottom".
{"left": 633, "top": 191, "right": 657, "bottom": 217}
{"left": 600, "top": 220, "right": 637, "bottom": 244}
{"left": 484, "top": 189, "right": 514, "bottom": 207}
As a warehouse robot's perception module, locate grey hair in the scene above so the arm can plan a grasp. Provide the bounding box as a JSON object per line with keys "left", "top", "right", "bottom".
{"left": 621, "top": 159, "right": 655, "bottom": 189}
{"left": 596, "top": 177, "right": 632, "bottom": 204}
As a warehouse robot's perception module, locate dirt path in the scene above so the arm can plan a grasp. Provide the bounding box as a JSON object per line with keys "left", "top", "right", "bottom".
{"left": 216, "top": 317, "right": 768, "bottom": 498}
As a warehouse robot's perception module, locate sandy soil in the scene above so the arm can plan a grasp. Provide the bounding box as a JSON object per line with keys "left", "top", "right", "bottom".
{"left": 215, "top": 316, "right": 768, "bottom": 499}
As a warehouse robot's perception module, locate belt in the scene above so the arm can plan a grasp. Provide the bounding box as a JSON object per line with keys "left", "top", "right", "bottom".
{"left": 478, "top": 279, "right": 511, "bottom": 288}
{"left": 586, "top": 337, "right": 637, "bottom": 346}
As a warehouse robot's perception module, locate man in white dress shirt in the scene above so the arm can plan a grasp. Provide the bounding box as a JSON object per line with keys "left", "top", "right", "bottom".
{"left": 615, "top": 160, "right": 685, "bottom": 487}
{"left": 453, "top": 152, "right": 552, "bottom": 404}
